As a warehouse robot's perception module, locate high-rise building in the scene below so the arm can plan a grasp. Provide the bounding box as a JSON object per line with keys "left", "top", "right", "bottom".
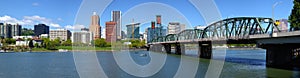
{"left": 156, "top": 15, "right": 161, "bottom": 25}
{"left": 168, "top": 22, "right": 186, "bottom": 34}
{"left": 49, "top": 29, "right": 71, "bottom": 41}
{"left": 146, "top": 27, "right": 167, "bottom": 43}
{"left": 11, "top": 24, "right": 21, "bottom": 37}
{"left": 105, "top": 21, "right": 117, "bottom": 42}
{"left": 0, "top": 23, "right": 11, "bottom": 38}
{"left": 126, "top": 23, "right": 140, "bottom": 39}
{"left": 0, "top": 23, "right": 21, "bottom": 38}
{"left": 72, "top": 31, "right": 93, "bottom": 44}
{"left": 34, "top": 24, "right": 49, "bottom": 36}
{"left": 89, "top": 12, "right": 101, "bottom": 39}
{"left": 143, "top": 29, "right": 148, "bottom": 43}
{"left": 112, "top": 11, "right": 121, "bottom": 40}
{"left": 121, "top": 31, "right": 126, "bottom": 39}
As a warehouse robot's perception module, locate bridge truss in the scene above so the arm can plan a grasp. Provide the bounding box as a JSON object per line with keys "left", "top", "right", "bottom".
{"left": 150, "top": 17, "right": 281, "bottom": 43}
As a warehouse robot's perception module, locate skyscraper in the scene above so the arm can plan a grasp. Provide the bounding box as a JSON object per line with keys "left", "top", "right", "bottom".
{"left": 0, "top": 23, "right": 22, "bottom": 38}
{"left": 168, "top": 22, "right": 186, "bottom": 34}
{"left": 105, "top": 21, "right": 117, "bottom": 42}
{"left": 146, "top": 27, "right": 167, "bottom": 43}
{"left": 11, "top": 24, "right": 21, "bottom": 37}
{"left": 89, "top": 12, "right": 101, "bottom": 39}
{"left": 34, "top": 24, "right": 49, "bottom": 36}
{"left": 112, "top": 11, "right": 121, "bottom": 40}
{"left": 126, "top": 23, "right": 140, "bottom": 39}
{"left": 0, "top": 23, "right": 11, "bottom": 38}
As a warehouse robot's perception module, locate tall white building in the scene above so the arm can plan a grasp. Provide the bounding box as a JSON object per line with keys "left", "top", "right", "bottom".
{"left": 0, "top": 23, "right": 21, "bottom": 38}
{"left": 194, "top": 25, "right": 207, "bottom": 30}
{"left": 72, "top": 31, "right": 93, "bottom": 44}
{"left": 50, "top": 29, "right": 71, "bottom": 41}
{"left": 168, "top": 22, "right": 186, "bottom": 34}
{"left": 143, "top": 28, "right": 148, "bottom": 43}
{"left": 112, "top": 11, "right": 122, "bottom": 40}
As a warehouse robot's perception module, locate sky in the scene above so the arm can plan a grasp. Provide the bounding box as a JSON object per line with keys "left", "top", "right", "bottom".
{"left": 0, "top": 0, "right": 294, "bottom": 37}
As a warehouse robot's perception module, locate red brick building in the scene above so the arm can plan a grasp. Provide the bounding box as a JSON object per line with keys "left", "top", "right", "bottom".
{"left": 105, "top": 21, "right": 117, "bottom": 42}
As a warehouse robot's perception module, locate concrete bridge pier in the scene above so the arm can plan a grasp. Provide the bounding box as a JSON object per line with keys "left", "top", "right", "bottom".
{"left": 163, "top": 44, "right": 172, "bottom": 54}
{"left": 156, "top": 44, "right": 163, "bottom": 52}
{"left": 175, "top": 44, "right": 185, "bottom": 55}
{"left": 259, "top": 43, "right": 300, "bottom": 69}
{"left": 150, "top": 44, "right": 162, "bottom": 52}
{"left": 198, "top": 42, "right": 212, "bottom": 59}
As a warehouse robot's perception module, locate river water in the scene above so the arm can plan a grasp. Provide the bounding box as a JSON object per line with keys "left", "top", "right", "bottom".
{"left": 0, "top": 49, "right": 299, "bottom": 78}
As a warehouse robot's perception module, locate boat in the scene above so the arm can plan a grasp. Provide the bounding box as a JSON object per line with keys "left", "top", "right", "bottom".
{"left": 58, "top": 49, "right": 68, "bottom": 52}
{"left": 140, "top": 53, "right": 147, "bottom": 57}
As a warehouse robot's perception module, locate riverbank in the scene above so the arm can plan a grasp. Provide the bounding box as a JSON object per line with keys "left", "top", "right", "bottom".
{"left": 0, "top": 46, "right": 147, "bottom": 52}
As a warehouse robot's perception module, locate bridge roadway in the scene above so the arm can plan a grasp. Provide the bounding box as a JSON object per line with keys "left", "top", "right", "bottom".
{"left": 148, "top": 17, "right": 300, "bottom": 69}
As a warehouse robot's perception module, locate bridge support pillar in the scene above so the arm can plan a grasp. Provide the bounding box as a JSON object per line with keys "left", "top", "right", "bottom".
{"left": 198, "top": 42, "right": 212, "bottom": 59}
{"left": 259, "top": 43, "right": 300, "bottom": 69}
{"left": 163, "top": 44, "right": 171, "bottom": 54}
{"left": 157, "top": 44, "right": 163, "bottom": 52}
{"left": 146, "top": 46, "right": 150, "bottom": 51}
{"left": 175, "top": 44, "right": 185, "bottom": 55}
{"left": 150, "top": 44, "right": 162, "bottom": 52}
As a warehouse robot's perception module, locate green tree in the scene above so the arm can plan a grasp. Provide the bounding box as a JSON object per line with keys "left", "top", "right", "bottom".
{"left": 140, "top": 40, "right": 146, "bottom": 47}
{"left": 129, "top": 39, "right": 145, "bottom": 48}
{"left": 62, "top": 39, "right": 72, "bottom": 46}
{"left": 47, "top": 41, "right": 57, "bottom": 50}
{"left": 53, "top": 38, "right": 61, "bottom": 46}
{"left": 94, "top": 38, "right": 107, "bottom": 47}
{"left": 42, "top": 38, "right": 50, "bottom": 48}
{"left": 289, "top": 0, "right": 300, "bottom": 30}
{"left": 34, "top": 43, "right": 39, "bottom": 48}
{"left": 41, "top": 38, "right": 57, "bottom": 50}
{"left": 21, "top": 28, "right": 34, "bottom": 36}
{"left": 4, "top": 38, "right": 16, "bottom": 44}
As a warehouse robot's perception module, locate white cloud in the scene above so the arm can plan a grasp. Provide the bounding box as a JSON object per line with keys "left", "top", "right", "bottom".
{"left": 0, "top": 15, "right": 61, "bottom": 28}
{"left": 50, "top": 23, "right": 60, "bottom": 28}
{"left": 57, "top": 18, "right": 63, "bottom": 21}
{"left": 64, "top": 24, "right": 85, "bottom": 30}
{"left": 32, "top": 2, "right": 39, "bottom": 6}
{"left": 0, "top": 15, "right": 23, "bottom": 24}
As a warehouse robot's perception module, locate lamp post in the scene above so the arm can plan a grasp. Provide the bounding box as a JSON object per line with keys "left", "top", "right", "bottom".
{"left": 272, "top": 1, "right": 282, "bottom": 35}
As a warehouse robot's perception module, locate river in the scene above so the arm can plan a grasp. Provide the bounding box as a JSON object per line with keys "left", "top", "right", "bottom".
{"left": 0, "top": 49, "right": 298, "bottom": 78}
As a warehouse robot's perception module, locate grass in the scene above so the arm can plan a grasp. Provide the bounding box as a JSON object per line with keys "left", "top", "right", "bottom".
{"left": 31, "top": 48, "right": 56, "bottom": 52}
{"left": 57, "top": 46, "right": 112, "bottom": 51}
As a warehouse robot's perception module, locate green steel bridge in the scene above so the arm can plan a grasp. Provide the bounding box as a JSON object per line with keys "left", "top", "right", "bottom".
{"left": 149, "top": 17, "right": 281, "bottom": 44}
{"left": 147, "top": 17, "right": 300, "bottom": 69}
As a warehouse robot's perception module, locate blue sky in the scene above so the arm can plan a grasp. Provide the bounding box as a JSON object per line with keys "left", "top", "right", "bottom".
{"left": 0, "top": 0, "right": 293, "bottom": 34}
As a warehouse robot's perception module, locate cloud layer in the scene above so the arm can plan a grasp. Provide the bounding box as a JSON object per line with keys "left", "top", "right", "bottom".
{"left": 0, "top": 15, "right": 87, "bottom": 31}
{"left": 0, "top": 15, "right": 61, "bottom": 28}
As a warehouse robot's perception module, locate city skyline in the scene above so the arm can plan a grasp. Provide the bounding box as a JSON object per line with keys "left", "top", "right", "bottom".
{"left": 0, "top": 0, "right": 294, "bottom": 33}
